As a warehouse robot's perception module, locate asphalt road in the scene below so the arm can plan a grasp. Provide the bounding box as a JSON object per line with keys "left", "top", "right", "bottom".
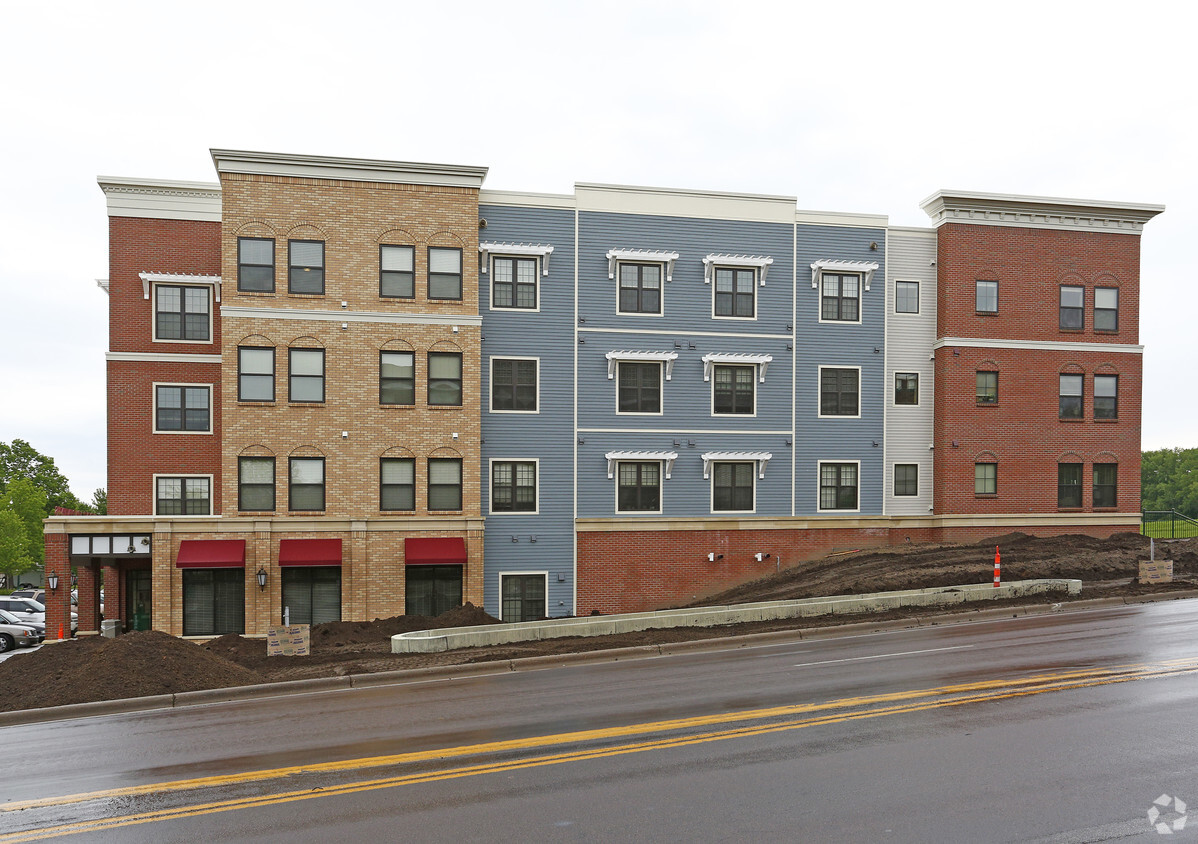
{"left": 5, "top": 600, "right": 1198, "bottom": 842}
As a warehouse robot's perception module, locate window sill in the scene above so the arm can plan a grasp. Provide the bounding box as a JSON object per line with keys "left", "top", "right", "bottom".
{"left": 1094, "top": 417, "right": 1120, "bottom": 423}
{"left": 1093, "top": 506, "right": 1119, "bottom": 511}
{"left": 974, "top": 311, "right": 998, "bottom": 316}
{"left": 976, "top": 402, "right": 999, "bottom": 407}
{"left": 235, "top": 288, "right": 277, "bottom": 296}
{"left": 1056, "top": 507, "right": 1083, "bottom": 512}
{"left": 286, "top": 292, "right": 326, "bottom": 298}
{"left": 428, "top": 404, "right": 465, "bottom": 410}
{"left": 380, "top": 404, "right": 416, "bottom": 410}
{"left": 238, "top": 401, "right": 276, "bottom": 407}
{"left": 288, "top": 402, "right": 326, "bottom": 407}
{"left": 1058, "top": 328, "right": 1085, "bottom": 334}
{"left": 974, "top": 494, "right": 998, "bottom": 499}
{"left": 1058, "top": 417, "right": 1084, "bottom": 423}
{"left": 288, "top": 510, "right": 326, "bottom": 515}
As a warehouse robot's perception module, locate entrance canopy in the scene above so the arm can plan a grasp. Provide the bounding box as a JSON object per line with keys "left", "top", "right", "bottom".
{"left": 176, "top": 539, "right": 246, "bottom": 568}
{"left": 405, "top": 537, "right": 467, "bottom": 565}
{"left": 279, "top": 538, "right": 343, "bottom": 566}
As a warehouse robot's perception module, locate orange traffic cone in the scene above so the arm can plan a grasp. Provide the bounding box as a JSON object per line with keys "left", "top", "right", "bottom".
{"left": 993, "top": 546, "right": 1001, "bottom": 587}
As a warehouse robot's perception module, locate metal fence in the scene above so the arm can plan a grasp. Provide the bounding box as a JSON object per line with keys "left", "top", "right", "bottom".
{"left": 1142, "top": 510, "right": 1198, "bottom": 539}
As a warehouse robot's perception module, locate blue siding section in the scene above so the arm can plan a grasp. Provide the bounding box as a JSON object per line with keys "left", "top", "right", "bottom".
{"left": 794, "top": 225, "right": 887, "bottom": 515}
{"left": 480, "top": 203, "right": 575, "bottom": 617}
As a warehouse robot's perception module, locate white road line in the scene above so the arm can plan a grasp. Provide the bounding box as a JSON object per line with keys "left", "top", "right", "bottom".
{"left": 794, "top": 645, "right": 973, "bottom": 668}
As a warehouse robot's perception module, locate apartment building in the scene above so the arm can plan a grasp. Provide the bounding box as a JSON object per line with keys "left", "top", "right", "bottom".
{"left": 41, "top": 150, "right": 1162, "bottom": 638}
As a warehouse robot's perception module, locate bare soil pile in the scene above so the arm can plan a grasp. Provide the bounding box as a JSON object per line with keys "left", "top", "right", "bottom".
{"left": 2, "top": 535, "right": 1195, "bottom": 713}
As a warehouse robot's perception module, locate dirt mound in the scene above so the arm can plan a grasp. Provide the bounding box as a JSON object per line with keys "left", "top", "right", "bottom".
{"left": 0, "top": 631, "right": 263, "bottom": 712}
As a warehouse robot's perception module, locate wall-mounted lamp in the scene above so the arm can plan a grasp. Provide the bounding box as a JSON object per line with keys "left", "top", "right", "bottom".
{"left": 707, "top": 553, "right": 724, "bottom": 562}
{"left": 511, "top": 535, "right": 519, "bottom": 543}
{"left": 529, "top": 535, "right": 537, "bottom": 543}
{"left": 341, "top": 301, "right": 348, "bottom": 309}
{"left": 127, "top": 541, "right": 136, "bottom": 553}
{"left": 47, "top": 572, "right": 59, "bottom": 590}
{"left": 873, "top": 347, "right": 881, "bottom": 354}
{"left": 869, "top": 242, "right": 879, "bottom": 251}
{"left": 256, "top": 567, "right": 268, "bottom": 591}
{"left": 341, "top": 322, "right": 348, "bottom": 330}
{"left": 140, "top": 537, "right": 150, "bottom": 547}
{"left": 754, "top": 553, "right": 771, "bottom": 562}
{"left": 872, "top": 441, "right": 880, "bottom": 448}
{"left": 341, "top": 431, "right": 349, "bottom": 439}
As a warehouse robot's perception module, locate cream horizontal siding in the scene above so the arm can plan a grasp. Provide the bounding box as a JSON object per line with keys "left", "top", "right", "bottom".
{"left": 884, "top": 228, "right": 937, "bottom": 515}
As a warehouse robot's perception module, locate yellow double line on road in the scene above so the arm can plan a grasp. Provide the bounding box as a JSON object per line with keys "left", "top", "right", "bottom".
{"left": 5, "top": 658, "right": 1198, "bottom": 842}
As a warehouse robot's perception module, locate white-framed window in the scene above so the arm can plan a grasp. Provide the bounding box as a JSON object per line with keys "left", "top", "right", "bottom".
{"left": 490, "top": 357, "right": 538, "bottom": 413}
{"left": 490, "top": 459, "right": 538, "bottom": 514}
{"left": 703, "top": 254, "right": 771, "bottom": 321}
{"left": 895, "top": 280, "right": 920, "bottom": 314}
{"left": 607, "top": 249, "right": 678, "bottom": 316}
{"left": 499, "top": 572, "right": 548, "bottom": 622}
{"left": 818, "top": 461, "right": 860, "bottom": 512}
{"left": 702, "top": 451, "right": 771, "bottom": 514}
{"left": 606, "top": 351, "right": 677, "bottom": 416}
{"left": 152, "top": 283, "right": 212, "bottom": 343}
{"left": 976, "top": 280, "right": 998, "bottom": 313}
{"left": 606, "top": 450, "right": 677, "bottom": 515}
{"left": 153, "top": 383, "right": 212, "bottom": 433}
{"left": 810, "top": 260, "right": 877, "bottom": 324}
{"left": 818, "top": 366, "right": 861, "bottom": 418}
{"left": 154, "top": 475, "right": 213, "bottom": 516}
{"left": 480, "top": 242, "right": 553, "bottom": 312}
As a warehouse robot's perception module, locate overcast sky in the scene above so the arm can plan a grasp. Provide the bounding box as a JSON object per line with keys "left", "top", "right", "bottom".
{"left": 1, "top": 1, "right": 1191, "bottom": 502}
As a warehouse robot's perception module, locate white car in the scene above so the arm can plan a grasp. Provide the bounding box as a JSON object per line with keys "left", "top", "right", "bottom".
{"left": 0, "top": 597, "right": 77, "bottom": 633}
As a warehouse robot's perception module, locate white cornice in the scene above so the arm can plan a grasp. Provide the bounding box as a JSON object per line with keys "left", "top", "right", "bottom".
{"left": 106, "top": 352, "right": 222, "bottom": 363}
{"left": 97, "top": 176, "right": 221, "bottom": 221}
{"left": 480, "top": 189, "right": 575, "bottom": 209}
{"left": 211, "top": 149, "right": 488, "bottom": 189}
{"left": 934, "top": 337, "right": 1144, "bottom": 355}
{"left": 578, "top": 182, "right": 797, "bottom": 224}
{"left": 796, "top": 208, "right": 889, "bottom": 229}
{"left": 920, "top": 189, "right": 1164, "bottom": 233}
{"left": 220, "top": 305, "right": 483, "bottom": 327}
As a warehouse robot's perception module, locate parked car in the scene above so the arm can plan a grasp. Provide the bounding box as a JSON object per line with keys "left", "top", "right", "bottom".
{"left": 0, "top": 620, "right": 40, "bottom": 652}
{"left": 0, "top": 609, "right": 44, "bottom": 643}
{"left": 0, "top": 597, "right": 77, "bottom": 633}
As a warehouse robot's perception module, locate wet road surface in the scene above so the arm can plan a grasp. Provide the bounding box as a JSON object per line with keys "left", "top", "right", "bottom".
{"left": 5, "top": 600, "right": 1198, "bottom": 842}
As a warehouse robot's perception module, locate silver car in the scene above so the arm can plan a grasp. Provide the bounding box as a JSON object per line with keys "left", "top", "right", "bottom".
{"left": 0, "top": 597, "right": 77, "bottom": 633}
{"left": 0, "top": 609, "right": 44, "bottom": 642}
{"left": 0, "top": 620, "right": 40, "bottom": 652}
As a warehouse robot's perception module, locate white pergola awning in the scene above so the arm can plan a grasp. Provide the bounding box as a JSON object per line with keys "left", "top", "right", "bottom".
{"left": 479, "top": 242, "right": 554, "bottom": 275}
{"left": 809, "top": 259, "right": 879, "bottom": 291}
{"left": 700, "top": 451, "right": 773, "bottom": 479}
{"left": 700, "top": 352, "right": 773, "bottom": 382}
{"left": 139, "top": 272, "right": 223, "bottom": 301}
{"left": 606, "top": 248, "right": 680, "bottom": 282}
{"left": 702, "top": 254, "right": 773, "bottom": 285}
{"left": 605, "top": 350, "right": 679, "bottom": 380}
{"left": 605, "top": 450, "right": 679, "bottom": 479}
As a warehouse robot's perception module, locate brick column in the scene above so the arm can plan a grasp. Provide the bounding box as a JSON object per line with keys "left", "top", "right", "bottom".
{"left": 76, "top": 562, "right": 101, "bottom": 634}
{"left": 102, "top": 562, "right": 122, "bottom": 630}
{"left": 43, "top": 533, "right": 71, "bottom": 642}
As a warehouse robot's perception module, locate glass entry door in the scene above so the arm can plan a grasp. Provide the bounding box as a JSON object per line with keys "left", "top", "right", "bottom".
{"left": 125, "top": 568, "right": 152, "bottom": 631}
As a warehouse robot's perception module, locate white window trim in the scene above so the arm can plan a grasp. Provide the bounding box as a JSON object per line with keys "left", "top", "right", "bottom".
{"left": 894, "top": 279, "right": 921, "bottom": 314}
{"left": 488, "top": 458, "right": 540, "bottom": 516}
{"left": 817, "top": 459, "right": 862, "bottom": 514}
{"left": 702, "top": 254, "right": 772, "bottom": 285}
{"left": 605, "top": 450, "right": 677, "bottom": 480}
{"left": 486, "top": 253, "right": 545, "bottom": 313}
{"left": 606, "top": 248, "right": 679, "bottom": 282}
{"left": 893, "top": 371, "right": 921, "bottom": 408}
{"left": 707, "top": 458, "right": 760, "bottom": 515}
{"left": 817, "top": 365, "right": 863, "bottom": 419}
{"left": 701, "top": 451, "right": 772, "bottom": 480}
{"left": 701, "top": 353, "right": 772, "bottom": 383}
{"left": 893, "top": 462, "right": 921, "bottom": 497}
{"left": 151, "top": 473, "right": 215, "bottom": 517}
{"left": 151, "top": 382, "right": 214, "bottom": 435}
{"left": 479, "top": 242, "right": 554, "bottom": 276}
{"left": 498, "top": 571, "right": 550, "bottom": 622}
{"left": 488, "top": 356, "right": 540, "bottom": 415}
{"left": 605, "top": 350, "right": 677, "bottom": 381}
{"left": 148, "top": 278, "right": 216, "bottom": 345}
{"left": 809, "top": 259, "right": 878, "bottom": 291}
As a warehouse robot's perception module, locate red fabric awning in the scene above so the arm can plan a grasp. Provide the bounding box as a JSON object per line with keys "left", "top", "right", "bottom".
{"left": 405, "top": 537, "right": 467, "bottom": 565}
{"left": 278, "top": 538, "right": 343, "bottom": 566}
{"left": 176, "top": 539, "right": 246, "bottom": 568}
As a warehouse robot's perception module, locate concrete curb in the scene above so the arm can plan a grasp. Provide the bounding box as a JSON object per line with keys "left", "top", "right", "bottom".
{"left": 2, "top": 589, "right": 1195, "bottom": 727}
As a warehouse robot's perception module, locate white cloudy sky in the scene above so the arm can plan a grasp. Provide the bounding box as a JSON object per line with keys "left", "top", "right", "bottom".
{"left": 0, "top": 1, "right": 1192, "bottom": 501}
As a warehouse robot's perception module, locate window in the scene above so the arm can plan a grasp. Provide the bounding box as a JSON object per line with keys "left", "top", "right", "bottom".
{"left": 820, "top": 368, "right": 860, "bottom": 416}
{"left": 428, "top": 352, "right": 463, "bottom": 406}
{"left": 428, "top": 247, "right": 462, "bottom": 299}
{"left": 1095, "top": 287, "right": 1119, "bottom": 331}
{"left": 617, "top": 462, "right": 661, "bottom": 512}
{"left": 1094, "top": 463, "right": 1117, "bottom": 507}
{"left": 618, "top": 362, "right": 662, "bottom": 414}
{"left": 713, "top": 462, "right": 754, "bottom": 511}
{"left": 714, "top": 267, "right": 755, "bottom": 318}
{"left": 493, "top": 256, "right": 538, "bottom": 309}
{"left": 1060, "top": 285, "right": 1084, "bottom": 330}
{"left": 618, "top": 263, "right": 662, "bottom": 314}
{"left": 976, "top": 371, "right": 998, "bottom": 404}
{"left": 155, "top": 285, "right": 210, "bottom": 341}
{"left": 155, "top": 477, "right": 210, "bottom": 515}
{"left": 491, "top": 461, "right": 537, "bottom": 513}
{"left": 380, "top": 458, "right": 415, "bottom": 511}
{"left": 380, "top": 245, "right": 415, "bottom": 298}
{"left": 975, "top": 462, "right": 997, "bottom": 495}
{"left": 1059, "top": 374, "right": 1083, "bottom": 419}
{"left": 238, "top": 347, "right": 275, "bottom": 401}
{"left": 289, "top": 457, "right": 325, "bottom": 511}
{"left": 491, "top": 358, "right": 537, "bottom": 412}
{"left": 894, "top": 373, "right": 918, "bottom": 406}
{"left": 895, "top": 281, "right": 919, "bottom": 314}
{"left": 406, "top": 566, "right": 462, "bottom": 617}
{"left": 238, "top": 237, "right": 274, "bottom": 292}
{"left": 380, "top": 351, "right": 415, "bottom": 406}
{"left": 894, "top": 464, "right": 918, "bottom": 497}
{"left": 1058, "top": 463, "right": 1082, "bottom": 508}
{"left": 289, "top": 240, "right": 325, "bottom": 295}
{"left": 1094, "top": 375, "right": 1118, "bottom": 419}
{"left": 428, "top": 458, "right": 462, "bottom": 510}
{"left": 976, "top": 280, "right": 998, "bottom": 313}
{"left": 819, "top": 463, "right": 858, "bottom": 511}
{"left": 289, "top": 349, "right": 325, "bottom": 403}
{"left": 821, "top": 273, "right": 860, "bottom": 321}
{"left": 238, "top": 456, "right": 275, "bottom": 511}
{"left": 182, "top": 569, "right": 244, "bottom": 636}
{"left": 713, "top": 365, "right": 754, "bottom": 415}
{"left": 501, "top": 574, "right": 546, "bottom": 623}
{"left": 155, "top": 385, "right": 210, "bottom": 432}
{"left": 282, "top": 567, "right": 341, "bottom": 626}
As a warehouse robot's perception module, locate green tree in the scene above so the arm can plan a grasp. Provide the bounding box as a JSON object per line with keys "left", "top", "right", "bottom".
{"left": 1141, "top": 448, "right": 1198, "bottom": 518}
{"left": 91, "top": 488, "right": 107, "bottom": 516}
{"left": 0, "top": 478, "right": 47, "bottom": 586}
{"left": 0, "top": 439, "right": 88, "bottom": 513}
